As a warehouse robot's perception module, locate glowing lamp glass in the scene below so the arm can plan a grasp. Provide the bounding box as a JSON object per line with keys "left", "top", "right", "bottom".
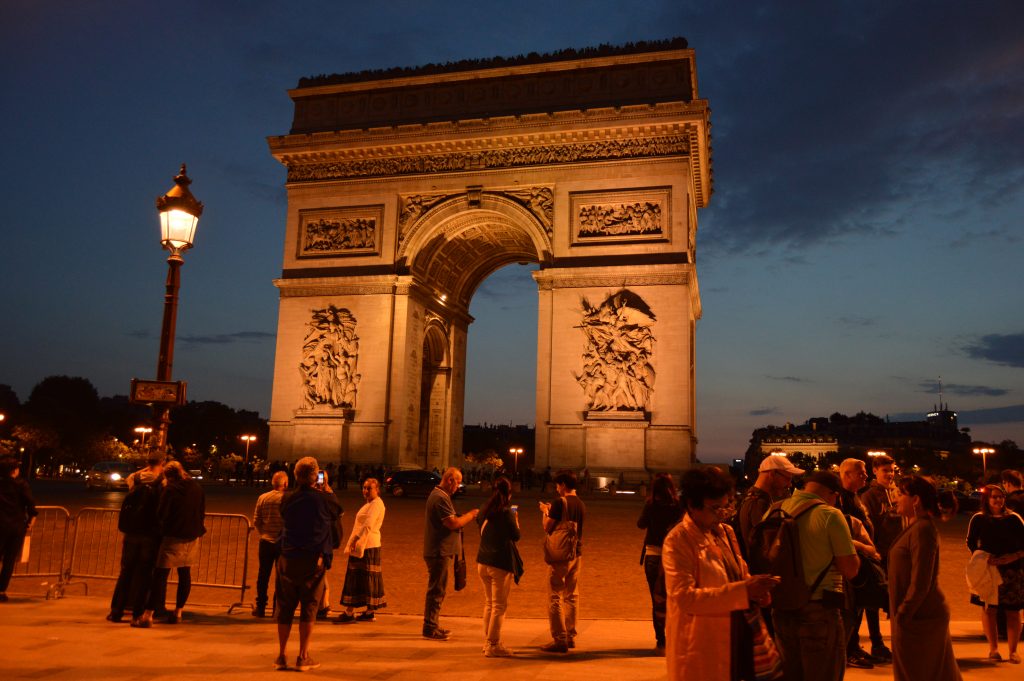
{"left": 160, "top": 208, "right": 198, "bottom": 251}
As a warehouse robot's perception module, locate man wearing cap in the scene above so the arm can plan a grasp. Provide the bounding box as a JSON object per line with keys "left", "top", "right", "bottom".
{"left": 858, "top": 454, "right": 902, "bottom": 663}
{"left": 738, "top": 455, "right": 805, "bottom": 556}
{"left": 773, "top": 470, "right": 860, "bottom": 681}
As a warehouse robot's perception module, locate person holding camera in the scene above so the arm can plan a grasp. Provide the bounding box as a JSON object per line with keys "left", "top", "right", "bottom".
{"left": 273, "top": 457, "right": 343, "bottom": 672}
{"left": 771, "top": 470, "right": 860, "bottom": 681}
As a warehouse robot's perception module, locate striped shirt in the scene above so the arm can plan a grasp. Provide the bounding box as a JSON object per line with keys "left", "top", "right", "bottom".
{"left": 253, "top": 489, "right": 285, "bottom": 542}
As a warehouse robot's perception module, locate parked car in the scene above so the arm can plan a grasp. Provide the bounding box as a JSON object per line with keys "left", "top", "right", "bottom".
{"left": 950, "top": 490, "right": 981, "bottom": 514}
{"left": 85, "top": 461, "right": 138, "bottom": 490}
{"left": 383, "top": 468, "right": 464, "bottom": 497}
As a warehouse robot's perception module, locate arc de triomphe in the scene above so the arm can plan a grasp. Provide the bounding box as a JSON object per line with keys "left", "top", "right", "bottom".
{"left": 266, "top": 39, "right": 712, "bottom": 475}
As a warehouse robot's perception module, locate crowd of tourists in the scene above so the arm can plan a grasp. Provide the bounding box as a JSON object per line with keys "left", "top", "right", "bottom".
{"left": 2, "top": 451, "right": 1023, "bottom": 679}
{"left": 644, "top": 454, "right": 1024, "bottom": 681}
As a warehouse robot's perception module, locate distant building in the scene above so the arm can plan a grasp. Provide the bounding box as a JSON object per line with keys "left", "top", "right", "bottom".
{"left": 745, "top": 403, "right": 971, "bottom": 475}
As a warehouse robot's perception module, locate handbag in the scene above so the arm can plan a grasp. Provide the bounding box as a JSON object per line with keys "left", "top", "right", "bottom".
{"left": 724, "top": 533, "right": 783, "bottom": 681}
{"left": 349, "top": 529, "right": 367, "bottom": 559}
{"left": 543, "top": 498, "right": 578, "bottom": 564}
{"left": 20, "top": 535, "right": 30, "bottom": 564}
{"left": 510, "top": 542, "right": 525, "bottom": 584}
{"left": 453, "top": 530, "right": 467, "bottom": 591}
{"left": 850, "top": 555, "right": 889, "bottom": 611}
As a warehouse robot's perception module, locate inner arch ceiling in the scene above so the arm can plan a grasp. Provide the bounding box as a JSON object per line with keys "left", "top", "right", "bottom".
{"left": 410, "top": 211, "right": 541, "bottom": 307}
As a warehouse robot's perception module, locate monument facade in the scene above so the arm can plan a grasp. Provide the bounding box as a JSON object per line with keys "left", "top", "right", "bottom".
{"left": 266, "top": 39, "right": 712, "bottom": 475}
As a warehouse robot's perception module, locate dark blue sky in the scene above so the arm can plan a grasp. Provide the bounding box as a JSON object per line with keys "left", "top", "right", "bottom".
{"left": 2, "top": 1, "right": 1022, "bottom": 462}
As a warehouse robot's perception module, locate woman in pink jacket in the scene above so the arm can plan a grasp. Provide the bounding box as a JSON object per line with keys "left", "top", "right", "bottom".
{"left": 662, "top": 467, "right": 780, "bottom": 681}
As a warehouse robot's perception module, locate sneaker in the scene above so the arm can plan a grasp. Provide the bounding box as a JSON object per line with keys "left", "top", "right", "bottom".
{"left": 295, "top": 655, "right": 320, "bottom": 672}
{"left": 567, "top": 638, "right": 576, "bottom": 649}
{"left": 105, "top": 613, "right": 123, "bottom": 623}
{"left": 1009, "top": 652, "right": 1020, "bottom": 664}
{"left": 423, "top": 628, "right": 451, "bottom": 641}
{"left": 335, "top": 612, "right": 356, "bottom": 624}
{"left": 847, "top": 653, "right": 874, "bottom": 669}
{"left": 355, "top": 611, "right": 375, "bottom": 622}
{"left": 316, "top": 609, "right": 331, "bottom": 621}
{"left": 486, "top": 643, "right": 514, "bottom": 657}
{"left": 540, "top": 640, "right": 569, "bottom": 653}
{"left": 253, "top": 607, "right": 266, "bottom": 618}
{"left": 273, "top": 655, "right": 288, "bottom": 670}
{"left": 871, "top": 644, "right": 893, "bottom": 662}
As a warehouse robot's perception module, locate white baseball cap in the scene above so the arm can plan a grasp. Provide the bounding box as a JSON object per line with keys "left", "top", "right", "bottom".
{"left": 758, "top": 455, "right": 805, "bottom": 476}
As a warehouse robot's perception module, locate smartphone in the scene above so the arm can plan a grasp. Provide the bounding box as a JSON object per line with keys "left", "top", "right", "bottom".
{"left": 510, "top": 504, "right": 519, "bottom": 513}
{"left": 317, "top": 471, "right": 325, "bottom": 485}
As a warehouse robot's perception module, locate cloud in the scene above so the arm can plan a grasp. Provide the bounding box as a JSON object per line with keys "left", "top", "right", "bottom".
{"left": 126, "top": 330, "right": 151, "bottom": 340}
{"left": 963, "top": 332, "right": 1024, "bottom": 368}
{"left": 749, "top": 407, "right": 781, "bottom": 417}
{"left": 695, "top": 3, "right": 1024, "bottom": 257}
{"left": 950, "top": 227, "right": 1019, "bottom": 250}
{"left": 957, "top": 404, "right": 1024, "bottom": 425}
{"left": 838, "top": 316, "right": 877, "bottom": 328}
{"left": 179, "top": 331, "right": 275, "bottom": 345}
{"left": 764, "top": 375, "right": 808, "bottom": 383}
{"left": 917, "top": 379, "right": 1009, "bottom": 398}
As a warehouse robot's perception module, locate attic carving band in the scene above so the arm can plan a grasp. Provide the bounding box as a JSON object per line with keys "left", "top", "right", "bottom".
{"left": 578, "top": 201, "right": 662, "bottom": 238}
{"left": 288, "top": 135, "right": 689, "bottom": 182}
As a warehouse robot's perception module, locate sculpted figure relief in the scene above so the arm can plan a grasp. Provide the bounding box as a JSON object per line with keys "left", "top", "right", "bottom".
{"left": 578, "top": 201, "right": 663, "bottom": 238}
{"left": 504, "top": 187, "right": 554, "bottom": 233}
{"left": 300, "top": 306, "right": 361, "bottom": 409}
{"left": 303, "top": 217, "right": 376, "bottom": 253}
{"left": 574, "top": 290, "right": 656, "bottom": 412}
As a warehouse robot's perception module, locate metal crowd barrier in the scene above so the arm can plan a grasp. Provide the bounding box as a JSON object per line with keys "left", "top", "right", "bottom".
{"left": 11, "top": 505, "right": 72, "bottom": 599}
{"left": 26, "top": 507, "right": 254, "bottom": 610}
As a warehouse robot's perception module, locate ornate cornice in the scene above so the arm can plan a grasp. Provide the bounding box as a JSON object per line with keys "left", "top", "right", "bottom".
{"left": 274, "top": 275, "right": 409, "bottom": 297}
{"left": 286, "top": 133, "right": 690, "bottom": 184}
{"left": 532, "top": 265, "right": 693, "bottom": 291}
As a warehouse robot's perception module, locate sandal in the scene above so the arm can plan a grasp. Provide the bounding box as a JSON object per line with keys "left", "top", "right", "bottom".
{"left": 988, "top": 651, "right": 1002, "bottom": 661}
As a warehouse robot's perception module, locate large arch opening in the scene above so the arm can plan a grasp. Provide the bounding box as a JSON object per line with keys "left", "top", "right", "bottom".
{"left": 402, "top": 197, "right": 547, "bottom": 467}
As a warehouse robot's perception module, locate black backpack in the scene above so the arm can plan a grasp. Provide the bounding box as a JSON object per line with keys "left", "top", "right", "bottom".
{"left": 748, "top": 499, "right": 831, "bottom": 610}
{"left": 118, "top": 474, "right": 162, "bottom": 535}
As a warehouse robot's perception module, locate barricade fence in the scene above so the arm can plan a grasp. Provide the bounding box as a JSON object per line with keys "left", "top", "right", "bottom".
{"left": 11, "top": 506, "right": 254, "bottom": 609}
{"left": 11, "top": 505, "right": 72, "bottom": 599}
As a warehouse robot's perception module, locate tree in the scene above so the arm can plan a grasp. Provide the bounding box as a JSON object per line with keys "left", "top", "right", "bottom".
{"left": 24, "top": 376, "right": 104, "bottom": 458}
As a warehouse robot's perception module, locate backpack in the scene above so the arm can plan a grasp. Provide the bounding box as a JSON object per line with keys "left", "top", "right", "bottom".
{"left": 118, "top": 474, "right": 162, "bottom": 535}
{"left": 542, "top": 498, "right": 579, "bottom": 564}
{"left": 748, "top": 498, "right": 831, "bottom": 610}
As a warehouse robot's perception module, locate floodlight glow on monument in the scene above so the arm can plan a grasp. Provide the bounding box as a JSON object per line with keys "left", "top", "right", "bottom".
{"left": 156, "top": 164, "right": 203, "bottom": 254}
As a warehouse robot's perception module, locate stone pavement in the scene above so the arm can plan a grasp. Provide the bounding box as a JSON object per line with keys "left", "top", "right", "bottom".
{"left": 1, "top": 592, "right": 1018, "bottom": 680}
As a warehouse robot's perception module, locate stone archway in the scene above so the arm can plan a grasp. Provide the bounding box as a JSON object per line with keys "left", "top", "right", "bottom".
{"left": 266, "top": 40, "right": 712, "bottom": 476}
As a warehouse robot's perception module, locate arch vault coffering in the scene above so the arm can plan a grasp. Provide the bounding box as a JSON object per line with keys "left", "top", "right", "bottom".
{"left": 266, "top": 41, "right": 712, "bottom": 475}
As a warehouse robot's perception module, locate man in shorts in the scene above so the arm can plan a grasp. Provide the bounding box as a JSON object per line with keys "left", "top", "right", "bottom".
{"left": 274, "top": 457, "right": 343, "bottom": 672}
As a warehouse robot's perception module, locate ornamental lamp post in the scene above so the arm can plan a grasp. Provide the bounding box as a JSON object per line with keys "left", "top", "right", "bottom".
{"left": 134, "top": 426, "right": 153, "bottom": 450}
{"left": 152, "top": 164, "right": 203, "bottom": 453}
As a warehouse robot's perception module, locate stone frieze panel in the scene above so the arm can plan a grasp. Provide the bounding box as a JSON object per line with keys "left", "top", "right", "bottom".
{"left": 297, "top": 206, "right": 383, "bottom": 257}
{"left": 570, "top": 188, "right": 670, "bottom": 245}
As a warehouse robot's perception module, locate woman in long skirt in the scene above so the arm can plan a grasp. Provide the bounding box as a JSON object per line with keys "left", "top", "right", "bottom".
{"left": 336, "top": 478, "right": 386, "bottom": 622}
{"left": 888, "top": 475, "right": 962, "bottom": 680}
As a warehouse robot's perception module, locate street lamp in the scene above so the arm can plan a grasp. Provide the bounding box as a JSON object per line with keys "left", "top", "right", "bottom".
{"left": 973, "top": 446, "right": 995, "bottom": 481}
{"left": 508, "top": 447, "right": 524, "bottom": 478}
{"left": 134, "top": 426, "right": 153, "bottom": 449}
{"left": 241, "top": 435, "right": 256, "bottom": 465}
{"left": 152, "top": 164, "right": 203, "bottom": 453}
{"left": 867, "top": 450, "right": 887, "bottom": 458}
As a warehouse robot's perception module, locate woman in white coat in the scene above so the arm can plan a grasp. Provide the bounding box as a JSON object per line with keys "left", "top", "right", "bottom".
{"left": 662, "top": 467, "right": 780, "bottom": 681}
{"left": 336, "top": 478, "right": 386, "bottom": 623}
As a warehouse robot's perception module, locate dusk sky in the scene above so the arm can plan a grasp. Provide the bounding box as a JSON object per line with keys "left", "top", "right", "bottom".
{"left": 2, "top": 1, "right": 1022, "bottom": 463}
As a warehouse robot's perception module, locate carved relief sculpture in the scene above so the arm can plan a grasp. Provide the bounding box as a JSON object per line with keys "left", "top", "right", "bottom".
{"left": 503, "top": 187, "right": 554, "bottom": 234}
{"left": 303, "top": 217, "right": 376, "bottom": 252}
{"left": 298, "top": 207, "right": 382, "bottom": 257}
{"left": 574, "top": 290, "right": 656, "bottom": 412}
{"left": 398, "top": 192, "right": 454, "bottom": 241}
{"left": 299, "top": 306, "right": 361, "bottom": 409}
{"left": 578, "top": 201, "right": 663, "bottom": 238}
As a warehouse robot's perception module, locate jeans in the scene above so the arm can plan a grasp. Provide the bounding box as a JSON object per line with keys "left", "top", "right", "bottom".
{"left": 548, "top": 556, "right": 582, "bottom": 644}
{"left": 110, "top": 533, "right": 159, "bottom": 618}
{"left": 478, "top": 563, "right": 513, "bottom": 646}
{"left": 423, "top": 555, "right": 452, "bottom": 633}
{"left": 642, "top": 554, "right": 667, "bottom": 646}
{"left": 256, "top": 539, "right": 281, "bottom": 609}
{"left": 773, "top": 602, "right": 846, "bottom": 681}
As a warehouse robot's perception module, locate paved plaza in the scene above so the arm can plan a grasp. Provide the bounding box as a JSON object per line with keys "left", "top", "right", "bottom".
{"left": 6, "top": 480, "right": 1019, "bottom": 678}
